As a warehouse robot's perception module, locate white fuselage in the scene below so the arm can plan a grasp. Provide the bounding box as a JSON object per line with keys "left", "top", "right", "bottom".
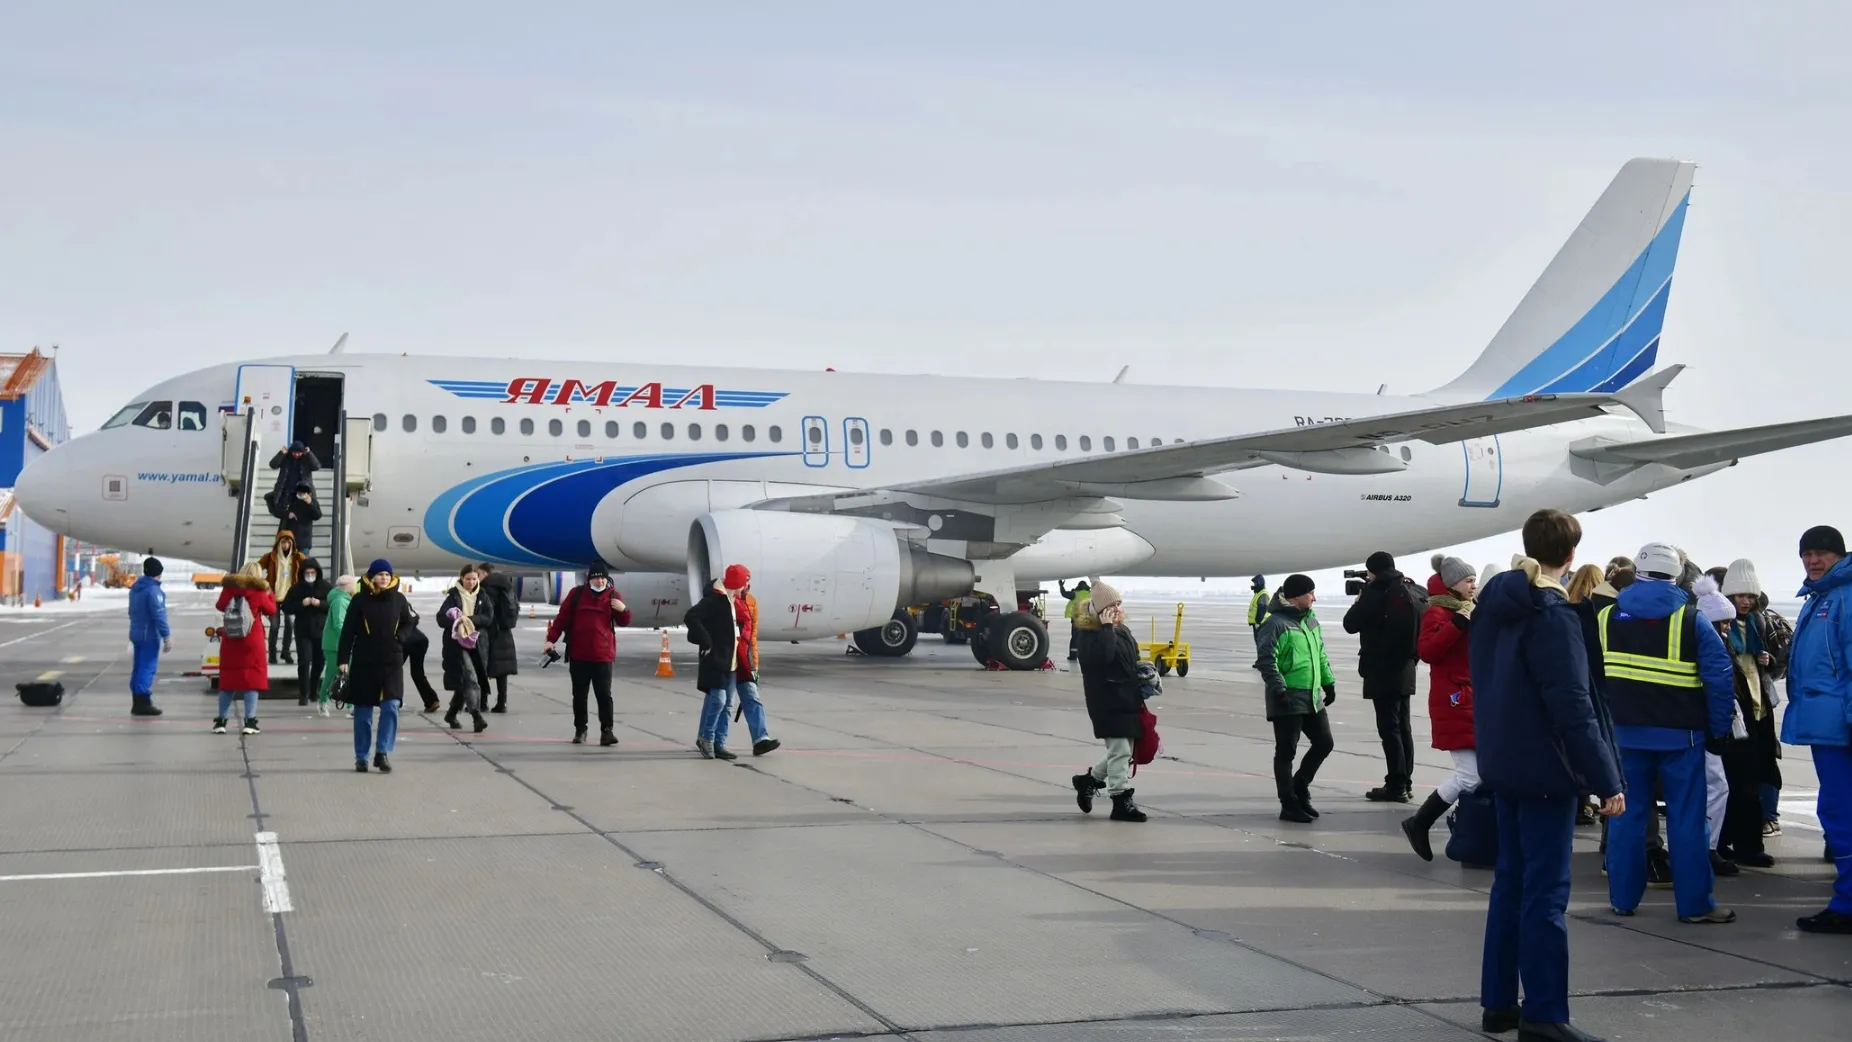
{"left": 20, "top": 354, "right": 1718, "bottom": 578}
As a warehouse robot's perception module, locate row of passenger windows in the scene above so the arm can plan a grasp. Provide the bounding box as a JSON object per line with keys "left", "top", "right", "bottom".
{"left": 372, "top": 413, "right": 1191, "bottom": 453}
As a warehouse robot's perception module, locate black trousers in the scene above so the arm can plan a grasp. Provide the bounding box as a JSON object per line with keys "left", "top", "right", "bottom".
{"left": 270, "top": 613, "right": 295, "bottom": 659}
{"left": 569, "top": 660, "right": 614, "bottom": 731}
{"left": 446, "top": 650, "right": 492, "bottom": 718}
{"left": 1273, "top": 711, "right": 1335, "bottom": 803}
{"left": 490, "top": 675, "right": 510, "bottom": 709}
{"left": 1720, "top": 738, "right": 1767, "bottom": 858}
{"left": 1068, "top": 623, "right": 1081, "bottom": 660}
{"left": 1372, "top": 694, "right": 1416, "bottom": 789}
{"left": 403, "top": 630, "right": 440, "bottom": 707}
{"left": 293, "top": 633, "right": 324, "bottom": 703}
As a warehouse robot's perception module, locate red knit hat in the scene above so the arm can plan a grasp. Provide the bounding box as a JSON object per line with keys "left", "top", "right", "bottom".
{"left": 723, "top": 564, "right": 752, "bottom": 590}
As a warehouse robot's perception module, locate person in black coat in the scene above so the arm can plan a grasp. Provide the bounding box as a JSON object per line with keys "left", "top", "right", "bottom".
{"left": 437, "top": 564, "right": 493, "bottom": 733}
{"left": 264, "top": 441, "right": 321, "bottom": 517}
{"left": 279, "top": 557, "right": 332, "bottom": 707}
{"left": 1069, "top": 580, "right": 1149, "bottom": 823}
{"left": 476, "top": 563, "right": 520, "bottom": 712}
{"left": 272, "top": 482, "right": 322, "bottom": 552}
{"left": 338, "top": 560, "right": 418, "bottom": 774}
{"left": 1343, "top": 551, "right": 1429, "bottom": 803}
{"left": 684, "top": 567, "right": 745, "bottom": 760}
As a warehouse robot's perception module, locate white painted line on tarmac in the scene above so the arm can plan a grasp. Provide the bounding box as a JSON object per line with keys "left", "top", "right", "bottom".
{"left": 256, "top": 832, "right": 293, "bottom": 913}
{"left": 0, "top": 619, "right": 83, "bottom": 649}
{"left": 0, "top": 865, "right": 257, "bottom": 882}
{"left": 60, "top": 655, "right": 85, "bottom": 663}
{"left": 35, "top": 670, "right": 62, "bottom": 681}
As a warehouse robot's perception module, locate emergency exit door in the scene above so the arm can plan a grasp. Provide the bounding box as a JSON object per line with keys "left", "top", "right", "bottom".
{"left": 801, "top": 415, "right": 830, "bottom": 468}
{"left": 843, "top": 417, "right": 871, "bottom": 468}
{"left": 1460, "top": 436, "right": 1503, "bottom": 508}
{"left": 235, "top": 364, "right": 296, "bottom": 454}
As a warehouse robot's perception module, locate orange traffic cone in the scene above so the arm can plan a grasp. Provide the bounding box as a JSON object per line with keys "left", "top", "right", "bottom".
{"left": 33, "top": 594, "right": 42, "bottom": 609}
{"left": 654, "top": 631, "right": 675, "bottom": 678}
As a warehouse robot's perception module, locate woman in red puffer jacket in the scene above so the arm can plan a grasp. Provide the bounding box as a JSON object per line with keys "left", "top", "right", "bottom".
{"left": 1400, "top": 554, "right": 1481, "bottom": 861}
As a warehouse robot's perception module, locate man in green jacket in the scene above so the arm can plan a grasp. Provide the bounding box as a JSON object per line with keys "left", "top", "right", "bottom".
{"left": 1247, "top": 574, "right": 1271, "bottom": 671}
{"left": 1059, "top": 579, "right": 1092, "bottom": 662}
{"left": 1256, "top": 574, "right": 1338, "bottom": 824}
{"left": 318, "top": 574, "right": 358, "bottom": 717}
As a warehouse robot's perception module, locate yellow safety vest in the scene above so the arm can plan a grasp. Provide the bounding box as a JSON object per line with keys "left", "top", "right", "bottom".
{"left": 1597, "top": 604, "right": 1703, "bottom": 689}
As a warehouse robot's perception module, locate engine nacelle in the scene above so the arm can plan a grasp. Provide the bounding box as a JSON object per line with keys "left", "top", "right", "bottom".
{"left": 688, "top": 510, "right": 974, "bottom": 640}
{"left": 608, "top": 572, "right": 691, "bottom": 628}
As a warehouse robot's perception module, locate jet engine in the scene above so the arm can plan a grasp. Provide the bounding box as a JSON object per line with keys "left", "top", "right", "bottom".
{"left": 688, "top": 510, "right": 974, "bottom": 640}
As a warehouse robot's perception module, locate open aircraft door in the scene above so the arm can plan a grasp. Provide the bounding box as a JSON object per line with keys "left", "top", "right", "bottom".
{"left": 1460, "top": 435, "right": 1503, "bottom": 508}
{"left": 234, "top": 364, "right": 295, "bottom": 454}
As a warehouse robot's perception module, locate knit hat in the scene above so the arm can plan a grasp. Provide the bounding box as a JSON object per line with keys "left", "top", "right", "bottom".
{"left": 1366, "top": 551, "right": 1395, "bottom": 575}
{"left": 722, "top": 564, "right": 751, "bottom": 591}
{"left": 1430, "top": 553, "right": 1473, "bottom": 591}
{"left": 1800, "top": 525, "right": 1847, "bottom": 556}
{"left": 142, "top": 556, "right": 163, "bottom": 577}
{"left": 586, "top": 562, "right": 610, "bottom": 581}
{"left": 367, "top": 558, "right": 393, "bottom": 578}
{"left": 1634, "top": 542, "right": 1683, "bottom": 580}
{"left": 1695, "top": 576, "right": 1735, "bottom": 624}
{"left": 1280, "top": 574, "right": 1315, "bottom": 599}
{"left": 1479, "top": 563, "right": 1501, "bottom": 589}
{"left": 1251, "top": 574, "right": 1266, "bottom": 591}
{"left": 1720, "top": 559, "right": 1761, "bottom": 597}
{"left": 1088, "top": 577, "right": 1123, "bottom": 613}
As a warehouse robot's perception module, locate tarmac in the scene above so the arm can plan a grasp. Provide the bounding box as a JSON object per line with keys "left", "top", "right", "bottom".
{"left": 1, "top": 590, "right": 1847, "bottom": 1042}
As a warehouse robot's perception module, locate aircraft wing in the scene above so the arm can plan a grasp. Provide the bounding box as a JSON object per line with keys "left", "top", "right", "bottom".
{"left": 1570, "top": 413, "right": 1852, "bottom": 471}
{"left": 765, "top": 380, "right": 1676, "bottom": 509}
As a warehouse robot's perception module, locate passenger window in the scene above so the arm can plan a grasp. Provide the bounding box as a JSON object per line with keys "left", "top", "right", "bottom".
{"left": 849, "top": 425, "right": 864, "bottom": 446}
{"left": 906, "top": 430, "right": 919, "bottom": 447}
{"left": 955, "top": 432, "right": 969, "bottom": 448}
{"left": 981, "top": 432, "right": 994, "bottom": 449}
{"left": 432, "top": 415, "right": 447, "bottom": 434}
{"left": 372, "top": 413, "right": 387, "bottom": 432}
{"left": 548, "top": 419, "right": 564, "bottom": 437}
{"left": 402, "top": 414, "right": 417, "bottom": 433}
{"left": 1103, "top": 436, "right": 1115, "bottom": 452}
{"left": 660, "top": 422, "right": 675, "bottom": 440}
{"left": 688, "top": 423, "right": 702, "bottom": 441}
{"left": 577, "top": 420, "right": 591, "bottom": 438}
{"left": 605, "top": 421, "right": 620, "bottom": 438}
{"left": 769, "top": 426, "right": 783, "bottom": 443}
{"left": 931, "top": 431, "right": 944, "bottom": 448}
{"left": 1079, "top": 436, "right": 1092, "bottom": 451}
{"left": 1055, "top": 435, "right": 1067, "bottom": 451}
{"left": 879, "top": 429, "right": 893, "bottom": 446}
{"left": 742, "top": 425, "right": 756, "bottom": 443}
{"left": 491, "top": 417, "right": 506, "bottom": 435}
{"left": 178, "top": 402, "right": 208, "bottom": 431}
{"left": 1030, "top": 433, "right": 1042, "bottom": 450}
{"left": 104, "top": 403, "right": 149, "bottom": 430}
{"left": 462, "top": 416, "right": 476, "bottom": 434}
{"left": 1400, "top": 446, "right": 1413, "bottom": 462}
{"left": 716, "top": 424, "right": 729, "bottom": 442}
{"left": 519, "top": 418, "right": 534, "bottom": 436}
{"left": 1127, "top": 437, "right": 1139, "bottom": 450}
{"left": 133, "top": 402, "right": 174, "bottom": 430}
{"left": 634, "top": 422, "right": 647, "bottom": 439}
{"left": 808, "top": 426, "right": 824, "bottom": 445}
{"left": 1005, "top": 433, "right": 1018, "bottom": 449}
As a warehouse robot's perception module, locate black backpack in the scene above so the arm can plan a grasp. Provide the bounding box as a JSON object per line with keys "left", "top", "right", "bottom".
{"left": 17, "top": 681, "right": 64, "bottom": 707}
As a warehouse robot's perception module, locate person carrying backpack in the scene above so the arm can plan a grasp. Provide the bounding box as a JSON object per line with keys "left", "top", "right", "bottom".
{"left": 215, "top": 563, "right": 277, "bottom": 736}
{"left": 1344, "top": 551, "right": 1429, "bottom": 802}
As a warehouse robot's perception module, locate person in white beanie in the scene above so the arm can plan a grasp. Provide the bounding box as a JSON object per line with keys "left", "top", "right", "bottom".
{"left": 1718, "top": 559, "right": 1790, "bottom": 860}
{"left": 1694, "top": 575, "right": 1739, "bottom": 874}
{"left": 1069, "top": 578, "right": 1149, "bottom": 823}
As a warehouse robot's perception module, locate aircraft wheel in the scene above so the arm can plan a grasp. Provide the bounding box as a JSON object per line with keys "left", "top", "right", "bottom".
{"left": 987, "top": 612, "right": 1049, "bottom": 671}
{"left": 970, "top": 626, "right": 992, "bottom": 665}
{"left": 853, "top": 611, "right": 919, "bottom": 658}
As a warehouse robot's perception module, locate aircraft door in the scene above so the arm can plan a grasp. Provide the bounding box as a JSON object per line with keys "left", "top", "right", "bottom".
{"left": 1460, "top": 435, "right": 1502, "bottom": 508}
{"left": 235, "top": 364, "right": 296, "bottom": 454}
{"left": 843, "top": 417, "right": 870, "bottom": 469}
{"left": 801, "top": 415, "right": 830, "bottom": 468}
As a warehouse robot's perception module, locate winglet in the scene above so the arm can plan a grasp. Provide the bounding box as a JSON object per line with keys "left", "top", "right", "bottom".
{"left": 329, "top": 332, "right": 349, "bottom": 355}
{"left": 1112, "top": 365, "right": 1131, "bottom": 384}
{"left": 1611, "top": 364, "right": 1684, "bottom": 434}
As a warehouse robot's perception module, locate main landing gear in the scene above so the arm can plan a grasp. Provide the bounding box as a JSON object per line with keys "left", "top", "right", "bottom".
{"left": 850, "top": 605, "right": 1053, "bottom": 671}
{"left": 852, "top": 611, "right": 920, "bottom": 658}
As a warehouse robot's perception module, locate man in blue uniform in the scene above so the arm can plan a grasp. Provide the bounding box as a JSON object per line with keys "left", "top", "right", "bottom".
{"left": 1783, "top": 525, "right": 1852, "bottom": 933}
{"left": 128, "top": 557, "right": 172, "bottom": 717}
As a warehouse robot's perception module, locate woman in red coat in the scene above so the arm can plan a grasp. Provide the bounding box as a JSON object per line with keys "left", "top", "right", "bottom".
{"left": 1400, "top": 554, "right": 1480, "bottom": 860}
{"left": 214, "top": 563, "right": 278, "bottom": 736}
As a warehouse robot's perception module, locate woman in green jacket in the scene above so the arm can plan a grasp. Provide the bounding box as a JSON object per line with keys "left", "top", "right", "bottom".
{"left": 1256, "top": 574, "right": 1339, "bottom": 824}
{"left": 317, "top": 575, "right": 358, "bottom": 716}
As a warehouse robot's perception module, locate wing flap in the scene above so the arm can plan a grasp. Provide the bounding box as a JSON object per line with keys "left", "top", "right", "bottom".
{"left": 1570, "top": 414, "right": 1852, "bottom": 470}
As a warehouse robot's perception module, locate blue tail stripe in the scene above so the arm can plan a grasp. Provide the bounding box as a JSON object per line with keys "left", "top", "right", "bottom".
{"left": 1537, "top": 279, "right": 1672, "bottom": 395}
{"left": 1591, "top": 337, "right": 1660, "bottom": 394}
{"left": 1489, "top": 193, "right": 1688, "bottom": 397}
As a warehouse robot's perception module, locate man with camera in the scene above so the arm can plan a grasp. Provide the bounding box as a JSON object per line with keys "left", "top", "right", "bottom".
{"left": 1344, "top": 551, "right": 1428, "bottom": 803}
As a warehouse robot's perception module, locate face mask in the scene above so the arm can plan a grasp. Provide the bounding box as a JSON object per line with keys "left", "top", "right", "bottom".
{"left": 303, "top": 573, "right": 318, "bottom": 584}
{"left": 590, "top": 579, "right": 609, "bottom": 591}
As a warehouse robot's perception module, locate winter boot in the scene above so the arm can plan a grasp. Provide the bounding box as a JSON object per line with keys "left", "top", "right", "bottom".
{"left": 373, "top": 752, "right": 392, "bottom": 773}
{"left": 242, "top": 718, "right": 260, "bottom": 735}
{"left": 571, "top": 727, "right": 587, "bottom": 745}
{"left": 355, "top": 760, "right": 368, "bottom": 773}
{"left": 131, "top": 698, "right": 163, "bottom": 717}
{"left": 1279, "top": 801, "right": 1314, "bottom": 824}
{"left": 472, "top": 713, "right": 488, "bottom": 734}
{"left": 1400, "top": 792, "right": 1452, "bottom": 862}
{"left": 211, "top": 717, "right": 228, "bottom": 734}
{"left": 1710, "top": 851, "right": 1740, "bottom": 877}
{"left": 599, "top": 729, "right": 619, "bottom": 747}
{"left": 1293, "top": 783, "right": 1320, "bottom": 819}
{"left": 713, "top": 746, "right": 739, "bottom": 761}
{"left": 1109, "top": 789, "right": 1147, "bottom": 822}
{"left": 1364, "top": 785, "right": 1405, "bottom": 802}
{"left": 444, "top": 712, "right": 461, "bottom": 729}
{"left": 1073, "top": 772, "right": 1104, "bottom": 814}
{"left": 752, "top": 738, "right": 781, "bottom": 756}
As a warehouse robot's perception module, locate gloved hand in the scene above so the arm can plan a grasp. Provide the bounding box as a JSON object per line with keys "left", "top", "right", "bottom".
{"left": 1704, "top": 735, "right": 1731, "bottom": 756}
{"left": 1322, "top": 683, "right": 1338, "bottom": 705}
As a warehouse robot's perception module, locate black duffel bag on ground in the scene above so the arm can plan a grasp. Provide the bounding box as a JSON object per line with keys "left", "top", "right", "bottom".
{"left": 16, "top": 681, "right": 65, "bottom": 707}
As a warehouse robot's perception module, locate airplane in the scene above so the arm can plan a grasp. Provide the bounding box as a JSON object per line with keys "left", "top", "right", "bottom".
{"left": 18, "top": 158, "right": 1852, "bottom": 670}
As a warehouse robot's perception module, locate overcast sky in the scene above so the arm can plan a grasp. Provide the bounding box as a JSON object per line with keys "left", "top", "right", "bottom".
{"left": 3, "top": 2, "right": 1846, "bottom": 595}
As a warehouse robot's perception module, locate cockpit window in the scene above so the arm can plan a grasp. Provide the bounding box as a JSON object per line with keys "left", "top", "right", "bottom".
{"left": 102, "top": 403, "right": 148, "bottom": 429}
{"left": 131, "top": 401, "right": 174, "bottom": 430}
{"left": 177, "top": 402, "right": 208, "bottom": 431}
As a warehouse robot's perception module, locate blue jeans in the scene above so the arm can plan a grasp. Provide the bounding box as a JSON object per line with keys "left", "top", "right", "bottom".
{"left": 354, "top": 701, "right": 400, "bottom": 761}
{"left": 1814, "top": 745, "right": 1852, "bottom": 914}
{"left": 131, "top": 637, "right": 161, "bottom": 697}
{"left": 1482, "top": 792, "right": 1575, "bottom": 1024}
{"left": 217, "top": 690, "right": 257, "bottom": 721}
{"left": 698, "top": 677, "right": 770, "bottom": 747}
{"left": 1609, "top": 744, "right": 1714, "bottom": 919}
{"left": 1759, "top": 782, "right": 1780, "bottom": 822}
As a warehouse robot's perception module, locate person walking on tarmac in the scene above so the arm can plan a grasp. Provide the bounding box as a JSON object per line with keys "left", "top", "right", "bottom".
{"left": 439, "top": 564, "right": 493, "bottom": 734}
{"left": 1782, "top": 525, "right": 1852, "bottom": 934}
{"left": 128, "top": 557, "right": 172, "bottom": 717}
{"left": 1473, "top": 509, "right": 1624, "bottom": 1042}
{"left": 1059, "top": 579, "right": 1091, "bottom": 662}
{"left": 279, "top": 558, "right": 331, "bottom": 708}
{"left": 1601, "top": 542, "right": 1737, "bottom": 926}
{"left": 543, "top": 564, "right": 632, "bottom": 746}
{"left": 1069, "top": 579, "right": 1149, "bottom": 822}
{"left": 338, "top": 560, "right": 419, "bottom": 773}
{"left": 1256, "top": 574, "right": 1337, "bottom": 824}
{"left": 476, "top": 562, "right": 520, "bottom": 713}
{"left": 1247, "top": 575, "right": 1271, "bottom": 670}
{"left": 317, "top": 575, "right": 357, "bottom": 716}
{"left": 687, "top": 565, "right": 750, "bottom": 760}
{"left": 259, "top": 531, "right": 306, "bottom": 665}
{"left": 1344, "top": 551, "right": 1429, "bottom": 802}
{"left": 1402, "top": 555, "right": 1480, "bottom": 860}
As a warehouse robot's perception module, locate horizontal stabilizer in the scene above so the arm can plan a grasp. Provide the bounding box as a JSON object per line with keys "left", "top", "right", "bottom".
{"left": 1571, "top": 413, "right": 1852, "bottom": 470}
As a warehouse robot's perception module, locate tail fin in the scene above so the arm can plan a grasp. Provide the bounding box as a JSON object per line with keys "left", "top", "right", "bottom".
{"left": 1434, "top": 158, "right": 1696, "bottom": 399}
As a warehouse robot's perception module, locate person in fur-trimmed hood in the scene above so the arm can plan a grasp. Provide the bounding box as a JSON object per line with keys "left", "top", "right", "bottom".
{"left": 1401, "top": 554, "right": 1482, "bottom": 861}
{"left": 258, "top": 531, "right": 307, "bottom": 666}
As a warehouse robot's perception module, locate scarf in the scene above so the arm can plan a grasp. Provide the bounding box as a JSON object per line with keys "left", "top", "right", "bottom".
{"left": 456, "top": 583, "right": 479, "bottom": 622}
{"left": 1728, "top": 616, "right": 1768, "bottom": 717}
{"left": 1510, "top": 555, "right": 1567, "bottom": 595}
{"left": 1429, "top": 593, "right": 1467, "bottom": 613}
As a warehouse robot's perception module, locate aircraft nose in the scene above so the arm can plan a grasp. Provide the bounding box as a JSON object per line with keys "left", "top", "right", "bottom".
{"left": 14, "top": 440, "right": 84, "bottom": 528}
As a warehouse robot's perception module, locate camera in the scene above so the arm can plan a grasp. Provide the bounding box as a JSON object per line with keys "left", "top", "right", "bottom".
{"left": 538, "top": 647, "right": 562, "bottom": 669}
{"left": 1343, "top": 568, "right": 1369, "bottom": 597}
